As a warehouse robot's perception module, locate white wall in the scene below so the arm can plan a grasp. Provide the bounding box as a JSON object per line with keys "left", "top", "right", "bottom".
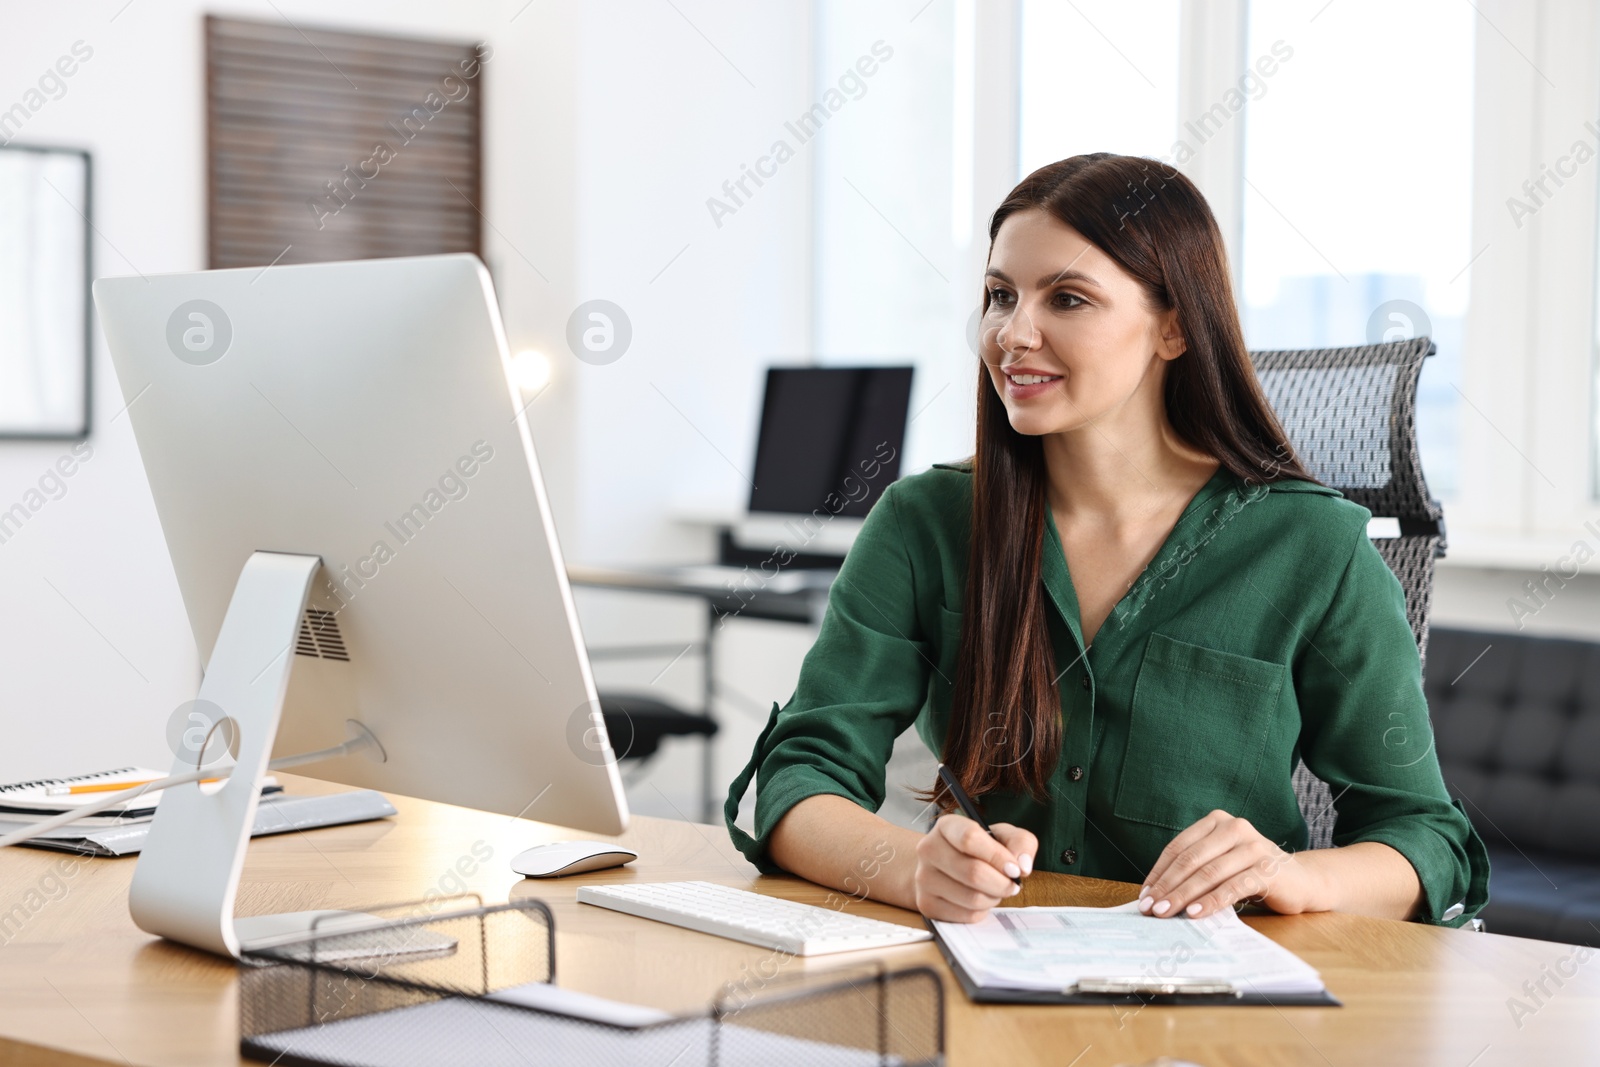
{"left": 0, "top": 1, "right": 827, "bottom": 823}
{"left": 570, "top": 3, "right": 814, "bottom": 562}
{"left": 561, "top": 3, "right": 819, "bottom": 820}
{"left": 0, "top": 0, "right": 259, "bottom": 779}
{"left": 0, "top": 0, "right": 599, "bottom": 782}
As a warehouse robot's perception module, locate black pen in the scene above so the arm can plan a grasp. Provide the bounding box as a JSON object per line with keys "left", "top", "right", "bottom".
{"left": 936, "top": 764, "right": 1023, "bottom": 889}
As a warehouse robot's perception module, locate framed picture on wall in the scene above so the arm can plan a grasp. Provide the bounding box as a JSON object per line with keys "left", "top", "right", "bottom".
{"left": 0, "top": 144, "right": 91, "bottom": 439}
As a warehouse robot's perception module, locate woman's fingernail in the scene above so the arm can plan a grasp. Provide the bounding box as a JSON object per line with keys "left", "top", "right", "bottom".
{"left": 1137, "top": 896, "right": 1153, "bottom": 913}
{"left": 1186, "top": 902, "right": 1202, "bottom": 916}
{"left": 1153, "top": 899, "right": 1171, "bottom": 916}
{"left": 1138, "top": 885, "right": 1151, "bottom": 900}
{"left": 1019, "top": 854, "right": 1033, "bottom": 876}
{"left": 1007, "top": 881, "right": 1021, "bottom": 896}
{"left": 1004, "top": 862, "right": 1021, "bottom": 879}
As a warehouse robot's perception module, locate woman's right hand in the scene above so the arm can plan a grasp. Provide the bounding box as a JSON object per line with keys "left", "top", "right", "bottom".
{"left": 913, "top": 813, "right": 1039, "bottom": 922}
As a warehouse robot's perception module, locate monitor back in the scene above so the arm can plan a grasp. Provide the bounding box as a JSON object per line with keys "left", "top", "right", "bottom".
{"left": 93, "top": 253, "right": 626, "bottom": 835}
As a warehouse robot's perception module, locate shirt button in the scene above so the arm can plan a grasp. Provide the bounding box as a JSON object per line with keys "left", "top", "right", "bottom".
{"left": 1081, "top": 675, "right": 1091, "bottom": 691}
{"left": 1060, "top": 848, "right": 1078, "bottom": 865}
{"left": 1068, "top": 765, "right": 1084, "bottom": 781}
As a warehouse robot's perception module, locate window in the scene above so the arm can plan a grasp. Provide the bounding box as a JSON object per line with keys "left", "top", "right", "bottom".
{"left": 1018, "top": 0, "right": 1182, "bottom": 177}
{"left": 811, "top": 1, "right": 976, "bottom": 474}
{"left": 1239, "top": 0, "right": 1475, "bottom": 500}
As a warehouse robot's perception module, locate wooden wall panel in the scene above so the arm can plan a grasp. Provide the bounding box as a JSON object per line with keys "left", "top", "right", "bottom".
{"left": 205, "top": 15, "right": 485, "bottom": 269}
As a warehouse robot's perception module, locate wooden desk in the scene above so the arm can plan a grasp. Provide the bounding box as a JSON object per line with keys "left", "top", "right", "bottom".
{"left": 1, "top": 776, "right": 1595, "bottom": 1066}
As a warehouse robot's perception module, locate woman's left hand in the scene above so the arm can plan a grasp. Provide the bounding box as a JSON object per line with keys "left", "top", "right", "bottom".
{"left": 1139, "top": 809, "right": 1328, "bottom": 919}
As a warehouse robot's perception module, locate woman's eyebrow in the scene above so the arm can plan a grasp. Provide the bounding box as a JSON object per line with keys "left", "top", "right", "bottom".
{"left": 984, "top": 267, "right": 1102, "bottom": 289}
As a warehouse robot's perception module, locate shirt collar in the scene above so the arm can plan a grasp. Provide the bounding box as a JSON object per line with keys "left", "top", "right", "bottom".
{"left": 1040, "top": 466, "right": 1254, "bottom": 653}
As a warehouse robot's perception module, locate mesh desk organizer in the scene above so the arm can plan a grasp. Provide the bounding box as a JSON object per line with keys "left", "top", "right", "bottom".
{"left": 238, "top": 896, "right": 946, "bottom": 1067}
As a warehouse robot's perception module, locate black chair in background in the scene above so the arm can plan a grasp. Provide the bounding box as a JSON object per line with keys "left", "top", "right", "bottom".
{"left": 1250, "top": 336, "right": 1449, "bottom": 851}
{"left": 595, "top": 690, "right": 718, "bottom": 797}
{"left": 1425, "top": 626, "right": 1600, "bottom": 942}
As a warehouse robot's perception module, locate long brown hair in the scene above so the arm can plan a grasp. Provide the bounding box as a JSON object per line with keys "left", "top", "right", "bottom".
{"left": 936, "top": 153, "right": 1321, "bottom": 809}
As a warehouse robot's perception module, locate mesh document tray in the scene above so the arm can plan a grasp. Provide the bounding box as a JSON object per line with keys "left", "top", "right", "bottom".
{"left": 239, "top": 897, "right": 945, "bottom": 1067}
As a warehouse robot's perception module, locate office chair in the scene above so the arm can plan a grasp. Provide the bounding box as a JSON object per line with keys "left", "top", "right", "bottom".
{"left": 597, "top": 690, "right": 718, "bottom": 788}
{"left": 1250, "top": 336, "right": 1446, "bottom": 852}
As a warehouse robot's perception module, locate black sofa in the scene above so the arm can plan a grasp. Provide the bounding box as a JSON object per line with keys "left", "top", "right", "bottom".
{"left": 1425, "top": 626, "right": 1600, "bottom": 943}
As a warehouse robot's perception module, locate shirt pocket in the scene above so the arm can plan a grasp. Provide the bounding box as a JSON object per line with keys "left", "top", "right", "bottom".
{"left": 1113, "top": 633, "right": 1285, "bottom": 832}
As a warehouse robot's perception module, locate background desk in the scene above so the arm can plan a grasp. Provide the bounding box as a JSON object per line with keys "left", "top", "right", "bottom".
{"left": 567, "top": 562, "right": 837, "bottom": 821}
{"left": 566, "top": 562, "right": 836, "bottom": 627}
{"left": 1, "top": 775, "right": 1595, "bottom": 1066}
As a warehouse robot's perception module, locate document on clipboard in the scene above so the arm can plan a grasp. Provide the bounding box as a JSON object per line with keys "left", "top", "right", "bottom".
{"left": 928, "top": 900, "right": 1339, "bottom": 1006}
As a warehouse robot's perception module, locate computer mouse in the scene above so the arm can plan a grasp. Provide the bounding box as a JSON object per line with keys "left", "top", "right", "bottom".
{"left": 510, "top": 840, "right": 639, "bottom": 878}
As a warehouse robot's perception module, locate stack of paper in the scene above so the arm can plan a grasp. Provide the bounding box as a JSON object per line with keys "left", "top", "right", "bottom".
{"left": 0, "top": 768, "right": 394, "bottom": 856}
{"left": 0, "top": 767, "right": 280, "bottom": 824}
{"left": 931, "top": 900, "right": 1327, "bottom": 997}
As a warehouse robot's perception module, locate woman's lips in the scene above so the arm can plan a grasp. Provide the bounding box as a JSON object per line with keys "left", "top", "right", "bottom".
{"left": 1003, "top": 371, "right": 1062, "bottom": 400}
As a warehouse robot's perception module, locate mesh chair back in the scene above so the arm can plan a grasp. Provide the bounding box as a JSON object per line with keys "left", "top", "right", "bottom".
{"left": 1249, "top": 336, "right": 1444, "bottom": 849}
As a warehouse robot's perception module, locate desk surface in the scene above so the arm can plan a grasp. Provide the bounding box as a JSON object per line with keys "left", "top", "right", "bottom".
{"left": 567, "top": 561, "right": 834, "bottom": 627}
{"left": 568, "top": 562, "right": 836, "bottom": 598}
{"left": 1, "top": 776, "right": 1595, "bottom": 1066}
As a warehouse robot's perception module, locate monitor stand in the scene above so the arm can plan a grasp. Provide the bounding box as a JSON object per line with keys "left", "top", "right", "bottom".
{"left": 127, "top": 551, "right": 383, "bottom": 958}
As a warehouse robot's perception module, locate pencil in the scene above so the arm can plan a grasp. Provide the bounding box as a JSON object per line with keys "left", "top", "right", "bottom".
{"left": 45, "top": 777, "right": 221, "bottom": 796}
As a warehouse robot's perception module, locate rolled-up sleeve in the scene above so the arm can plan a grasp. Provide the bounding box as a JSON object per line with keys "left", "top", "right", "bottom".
{"left": 724, "top": 481, "right": 932, "bottom": 873}
{"left": 1293, "top": 524, "right": 1491, "bottom": 926}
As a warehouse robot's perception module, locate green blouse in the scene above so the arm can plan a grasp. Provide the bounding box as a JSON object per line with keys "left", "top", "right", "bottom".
{"left": 723, "top": 462, "right": 1490, "bottom": 928}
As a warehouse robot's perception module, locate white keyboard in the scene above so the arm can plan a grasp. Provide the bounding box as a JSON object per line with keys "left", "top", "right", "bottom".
{"left": 576, "top": 880, "right": 933, "bottom": 956}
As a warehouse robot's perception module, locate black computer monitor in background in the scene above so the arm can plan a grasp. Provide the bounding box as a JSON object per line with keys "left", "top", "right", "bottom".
{"left": 747, "top": 366, "right": 914, "bottom": 519}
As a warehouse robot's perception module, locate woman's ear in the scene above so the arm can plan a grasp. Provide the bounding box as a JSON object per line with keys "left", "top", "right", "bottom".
{"left": 1157, "top": 307, "right": 1187, "bottom": 361}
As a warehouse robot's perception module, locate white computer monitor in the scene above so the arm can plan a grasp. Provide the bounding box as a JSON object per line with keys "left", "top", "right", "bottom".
{"left": 93, "top": 253, "right": 626, "bottom": 955}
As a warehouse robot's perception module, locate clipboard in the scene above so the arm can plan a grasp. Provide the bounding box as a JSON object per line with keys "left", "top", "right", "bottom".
{"left": 926, "top": 918, "right": 1342, "bottom": 1007}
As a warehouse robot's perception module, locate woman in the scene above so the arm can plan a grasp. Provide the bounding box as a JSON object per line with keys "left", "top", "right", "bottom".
{"left": 723, "top": 154, "right": 1489, "bottom": 927}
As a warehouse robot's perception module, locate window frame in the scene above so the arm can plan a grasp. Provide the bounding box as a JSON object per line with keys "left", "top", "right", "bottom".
{"left": 986, "top": 0, "right": 1600, "bottom": 572}
{"left": 1450, "top": 0, "right": 1600, "bottom": 571}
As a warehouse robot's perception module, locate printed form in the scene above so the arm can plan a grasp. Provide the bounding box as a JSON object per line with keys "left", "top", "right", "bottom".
{"left": 932, "top": 900, "right": 1326, "bottom": 996}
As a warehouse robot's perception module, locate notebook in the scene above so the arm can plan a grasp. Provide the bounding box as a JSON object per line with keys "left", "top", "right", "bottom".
{"left": 0, "top": 767, "right": 281, "bottom": 822}
{"left": 928, "top": 900, "right": 1338, "bottom": 1006}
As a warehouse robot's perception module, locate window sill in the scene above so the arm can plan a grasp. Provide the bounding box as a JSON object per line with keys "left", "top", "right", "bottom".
{"left": 1434, "top": 533, "right": 1600, "bottom": 576}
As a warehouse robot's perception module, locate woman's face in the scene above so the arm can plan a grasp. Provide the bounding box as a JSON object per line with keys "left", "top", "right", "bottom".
{"left": 979, "top": 208, "right": 1184, "bottom": 438}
